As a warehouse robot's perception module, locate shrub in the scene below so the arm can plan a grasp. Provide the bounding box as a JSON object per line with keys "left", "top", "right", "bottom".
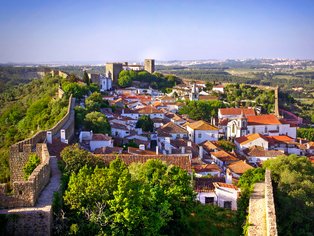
{"left": 23, "top": 153, "right": 40, "bottom": 180}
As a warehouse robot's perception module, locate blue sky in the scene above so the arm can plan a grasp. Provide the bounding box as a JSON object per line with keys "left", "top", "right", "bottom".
{"left": 1, "top": 0, "right": 314, "bottom": 63}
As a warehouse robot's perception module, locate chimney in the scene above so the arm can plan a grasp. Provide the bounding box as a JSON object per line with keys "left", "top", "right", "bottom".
{"left": 181, "top": 146, "right": 185, "bottom": 154}
{"left": 139, "top": 144, "right": 145, "bottom": 150}
{"left": 199, "top": 146, "right": 204, "bottom": 159}
{"left": 299, "top": 139, "right": 302, "bottom": 145}
{"left": 187, "top": 141, "right": 192, "bottom": 147}
{"left": 156, "top": 146, "right": 159, "bottom": 155}
{"left": 122, "top": 109, "right": 124, "bottom": 114}
{"left": 46, "top": 131, "right": 52, "bottom": 144}
{"left": 225, "top": 169, "right": 233, "bottom": 184}
{"left": 60, "top": 129, "right": 66, "bottom": 143}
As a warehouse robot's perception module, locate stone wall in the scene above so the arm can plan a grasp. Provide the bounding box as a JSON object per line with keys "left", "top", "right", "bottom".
{"left": 0, "top": 206, "right": 53, "bottom": 236}
{"left": 265, "top": 169, "right": 278, "bottom": 236}
{"left": 9, "top": 95, "right": 74, "bottom": 184}
{"left": 0, "top": 144, "right": 51, "bottom": 209}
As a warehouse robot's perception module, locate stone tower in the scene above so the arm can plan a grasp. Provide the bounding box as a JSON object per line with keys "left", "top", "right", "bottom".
{"left": 144, "top": 59, "right": 155, "bottom": 74}
{"left": 274, "top": 86, "right": 280, "bottom": 117}
{"left": 105, "top": 63, "right": 123, "bottom": 84}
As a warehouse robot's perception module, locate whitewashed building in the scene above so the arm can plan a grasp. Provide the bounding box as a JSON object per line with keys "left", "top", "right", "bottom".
{"left": 187, "top": 120, "right": 219, "bottom": 144}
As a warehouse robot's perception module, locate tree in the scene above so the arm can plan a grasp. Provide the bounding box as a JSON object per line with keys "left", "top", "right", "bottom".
{"left": 179, "top": 100, "right": 224, "bottom": 121}
{"left": 63, "top": 158, "right": 196, "bottom": 235}
{"left": 263, "top": 155, "right": 314, "bottom": 235}
{"left": 60, "top": 144, "right": 105, "bottom": 175}
{"left": 118, "top": 75, "right": 132, "bottom": 87}
{"left": 297, "top": 128, "right": 314, "bottom": 141}
{"left": 216, "top": 140, "right": 236, "bottom": 152}
{"left": 135, "top": 115, "right": 154, "bottom": 132}
{"left": 83, "top": 71, "right": 90, "bottom": 86}
{"left": 205, "top": 82, "right": 213, "bottom": 91}
{"left": 23, "top": 153, "right": 40, "bottom": 180}
{"left": 84, "top": 111, "right": 111, "bottom": 134}
{"left": 85, "top": 92, "right": 104, "bottom": 111}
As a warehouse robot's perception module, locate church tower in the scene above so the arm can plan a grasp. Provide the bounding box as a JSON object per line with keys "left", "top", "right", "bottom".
{"left": 238, "top": 110, "right": 248, "bottom": 136}
{"left": 189, "top": 82, "right": 199, "bottom": 101}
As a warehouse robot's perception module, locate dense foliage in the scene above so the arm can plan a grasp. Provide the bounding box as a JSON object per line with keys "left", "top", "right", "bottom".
{"left": 0, "top": 75, "right": 68, "bottom": 183}
{"left": 61, "top": 158, "right": 195, "bottom": 235}
{"left": 236, "top": 168, "right": 265, "bottom": 235}
{"left": 263, "top": 155, "right": 314, "bottom": 236}
{"left": 216, "top": 140, "right": 236, "bottom": 152}
{"left": 179, "top": 100, "right": 225, "bottom": 121}
{"left": 135, "top": 115, "right": 154, "bottom": 132}
{"left": 221, "top": 84, "right": 275, "bottom": 113}
{"left": 23, "top": 153, "right": 40, "bottom": 180}
{"left": 74, "top": 92, "right": 111, "bottom": 134}
{"left": 117, "top": 70, "right": 179, "bottom": 91}
{"left": 184, "top": 203, "right": 240, "bottom": 236}
{"left": 297, "top": 128, "right": 314, "bottom": 141}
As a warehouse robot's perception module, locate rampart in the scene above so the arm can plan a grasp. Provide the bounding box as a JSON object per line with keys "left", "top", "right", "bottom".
{"left": 265, "top": 169, "right": 278, "bottom": 236}
{"left": 248, "top": 169, "right": 278, "bottom": 236}
{"left": 0, "top": 95, "right": 75, "bottom": 209}
{"left": 0, "top": 144, "right": 50, "bottom": 208}
{"left": 9, "top": 95, "right": 75, "bottom": 183}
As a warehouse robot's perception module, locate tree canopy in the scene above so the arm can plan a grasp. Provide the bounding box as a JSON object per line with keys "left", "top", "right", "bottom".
{"left": 84, "top": 111, "right": 111, "bottom": 134}
{"left": 63, "top": 158, "right": 195, "bottom": 235}
{"left": 135, "top": 115, "right": 154, "bottom": 132}
{"left": 179, "top": 100, "right": 224, "bottom": 121}
{"left": 263, "top": 155, "right": 314, "bottom": 235}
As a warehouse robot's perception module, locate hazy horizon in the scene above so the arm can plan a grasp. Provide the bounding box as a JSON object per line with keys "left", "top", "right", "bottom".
{"left": 1, "top": 0, "right": 314, "bottom": 63}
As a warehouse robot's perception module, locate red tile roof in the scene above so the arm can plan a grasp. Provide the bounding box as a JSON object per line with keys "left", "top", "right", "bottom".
{"left": 194, "top": 177, "right": 225, "bottom": 192}
{"left": 92, "top": 134, "right": 112, "bottom": 141}
{"left": 135, "top": 106, "right": 163, "bottom": 114}
{"left": 187, "top": 120, "right": 219, "bottom": 131}
{"left": 158, "top": 122, "right": 188, "bottom": 135}
{"left": 193, "top": 164, "right": 221, "bottom": 173}
{"left": 213, "top": 182, "right": 239, "bottom": 190}
{"left": 227, "top": 160, "right": 254, "bottom": 175}
{"left": 219, "top": 108, "right": 256, "bottom": 116}
{"left": 247, "top": 115, "right": 281, "bottom": 125}
{"left": 235, "top": 133, "right": 267, "bottom": 145}
{"left": 211, "top": 150, "right": 239, "bottom": 162}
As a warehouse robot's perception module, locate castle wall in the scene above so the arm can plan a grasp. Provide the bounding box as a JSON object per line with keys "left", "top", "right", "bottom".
{"left": 265, "top": 169, "right": 278, "bottom": 236}
{"left": 0, "top": 144, "right": 51, "bottom": 209}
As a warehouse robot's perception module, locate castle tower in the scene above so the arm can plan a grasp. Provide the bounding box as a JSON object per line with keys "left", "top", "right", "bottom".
{"left": 144, "top": 59, "right": 155, "bottom": 73}
{"left": 105, "top": 63, "right": 123, "bottom": 84}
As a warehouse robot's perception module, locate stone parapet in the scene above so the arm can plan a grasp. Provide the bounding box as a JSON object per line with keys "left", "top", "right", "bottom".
{"left": 265, "top": 169, "right": 278, "bottom": 236}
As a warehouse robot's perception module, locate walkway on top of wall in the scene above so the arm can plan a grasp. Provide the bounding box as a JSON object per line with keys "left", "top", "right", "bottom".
{"left": 248, "top": 182, "right": 266, "bottom": 236}
{"left": 0, "top": 155, "right": 60, "bottom": 213}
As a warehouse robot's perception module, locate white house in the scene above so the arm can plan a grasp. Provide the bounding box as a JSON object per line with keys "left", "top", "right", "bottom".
{"left": 194, "top": 177, "right": 224, "bottom": 205}
{"left": 227, "top": 114, "right": 297, "bottom": 139}
{"left": 187, "top": 120, "right": 219, "bottom": 144}
{"left": 212, "top": 84, "right": 225, "bottom": 93}
{"left": 211, "top": 150, "right": 239, "bottom": 168}
{"left": 79, "top": 131, "right": 113, "bottom": 151}
{"left": 242, "top": 146, "right": 284, "bottom": 164}
{"left": 225, "top": 160, "right": 253, "bottom": 183}
{"left": 111, "top": 123, "right": 130, "bottom": 138}
{"left": 213, "top": 182, "right": 240, "bottom": 210}
{"left": 193, "top": 164, "right": 222, "bottom": 177}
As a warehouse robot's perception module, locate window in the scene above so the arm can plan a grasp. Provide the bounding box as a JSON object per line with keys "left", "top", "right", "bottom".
{"left": 205, "top": 197, "right": 214, "bottom": 204}
{"left": 253, "top": 126, "right": 256, "bottom": 133}
{"left": 176, "top": 134, "right": 180, "bottom": 138}
{"left": 265, "top": 126, "right": 268, "bottom": 133}
{"left": 224, "top": 201, "right": 232, "bottom": 209}
{"left": 198, "top": 133, "right": 202, "bottom": 138}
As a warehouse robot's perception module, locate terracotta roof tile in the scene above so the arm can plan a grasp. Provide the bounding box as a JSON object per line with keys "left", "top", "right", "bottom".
{"left": 158, "top": 122, "right": 188, "bottom": 134}
{"left": 235, "top": 133, "right": 268, "bottom": 145}
{"left": 213, "top": 182, "right": 239, "bottom": 190}
{"left": 211, "top": 150, "right": 238, "bottom": 162}
{"left": 219, "top": 108, "right": 256, "bottom": 116}
{"left": 193, "top": 164, "right": 221, "bottom": 173}
{"left": 187, "top": 120, "right": 219, "bottom": 130}
{"left": 247, "top": 114, "right": 281, "bottom": 125}
{"left": 92, "top": 134, "right": 112, "bottom": 141}
{"left": 227, "top": 160, "right": 253, "bottom": 175}
{"left": 194, "top": 177, "right": 225, "bottom": 192}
